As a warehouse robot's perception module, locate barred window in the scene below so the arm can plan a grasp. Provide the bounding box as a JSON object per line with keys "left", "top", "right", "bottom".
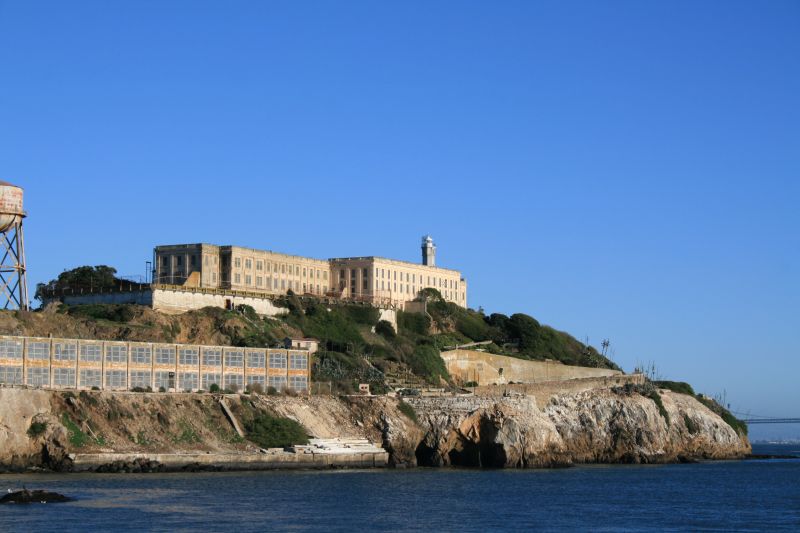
{"left": 80, "top": 343, "right": 102, "bottom": 362}
{"left": 247, "top": 351, "right": 266, "bottom": 368}
{"left": 27, "top": 367, "right": 49, "bottom": 386}
{"left": 224, "top": 373, "right": 244, "bottom": 389}
{"left": 53, "top": 368, "right": 76, "bottom": 387}
{"left": 268, "top": 353, "right": 287, "bottom": 369}
{"left": 80, "top": 369, "right": 102, "bottom": 388}
{"left": 179, "top": 372, "right": 198, "bottom": 391}
{"left": 105, "top": 345, "right": 127, "bottom": 363}
{"left": 268, "top": 375, "right": 287, "bottom": 391}
{"left": 179, "top": 347, "right": 199, "bottom": 366}
{"left": 28, "top": 342, "right": 50, "bottom": 360}
{"left": 289, "top": 353, "right": 308, "bottom": 370}
{"left": 202, "top": 348, "right": 222, "bottom": 366}
{"left": 155, "top": 346, "right": 176, "bottom": 365}
{"left": 289, "top": 375, "right": 308, "bottom": 392}
{"left": 246, "top": 375, "right": 265, "bottom": 386}
{"left": 53, "top": 342, "right": 77, "bottom": 361}
{"left": 130, "top": 345, "right": 152, "bottom": 365}
{"left": 225, "top": 350, "right": 244, "bottom": 368}
{"left": 154, "top": 371, "right": 172, "bottom": 390}
{"left": 202, "top": 373, "right": 221, "bottom": 389}
{"left": 0, "top": 339, "right": 23, "bottom": 359}
{"left": 130, "top": 370, "right": 152, "bottom": 389}
{"left": 0, "top": 365, "right": 22, "bottom": 384}
{"left": 105, "top": 370, "right": 127, "bottom": 389}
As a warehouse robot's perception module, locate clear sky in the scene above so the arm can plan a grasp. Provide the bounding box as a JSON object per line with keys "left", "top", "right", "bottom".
{"left": 1, "top": 1, "right": 798, "bottom": 439}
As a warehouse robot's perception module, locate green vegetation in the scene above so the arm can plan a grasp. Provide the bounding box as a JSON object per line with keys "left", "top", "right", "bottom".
{"left": 35, "top": 265, "right": 146, "bottom": 304}
{"left": 683, "top": 413, "right": 699, "bottom": 435}
{"left": 397, "top": 401, "right": 417, "bottom": 423}
{"left": 67, "top": 304, "right": 136, "bottom": 323}
{"left": 172, "top": 420, "right": 201, "bottom": 444}
{"left": 61, "top": 413, "right": 104, "bottom": 448}
{"left": 27, "top": 421, "right": 47, "bottom": 437}
{"left": 375, "top": 320, "right": 396, "bottom": 339}
{"left": 646, "top": 389, "right": 670, "bottom": 425}
{"left": 244, "top": 413, "right": 309, "bottom": 448}
{"left": 654, "top": 380, "right": 696, "bottom": 396}
{"left": 695, "top": 395, "right": 748, "bottom": 436}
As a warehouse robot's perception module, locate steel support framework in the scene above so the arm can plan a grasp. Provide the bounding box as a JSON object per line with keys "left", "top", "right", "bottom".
{"left": 0, "top": 220, "right": 28, "bottom": 310}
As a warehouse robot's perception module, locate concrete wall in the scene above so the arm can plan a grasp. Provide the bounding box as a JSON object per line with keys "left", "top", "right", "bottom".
{"left": 441, "top": 349, "right": 622, "bottom": 386}
{"left": 151, "top": 287, "right": 288, "bottom": 317}
{"left": 58, "top": 290, "right": 153, "bottom": 307}
{"left": 473, "top": 374, "right": 645, "bottom": 406}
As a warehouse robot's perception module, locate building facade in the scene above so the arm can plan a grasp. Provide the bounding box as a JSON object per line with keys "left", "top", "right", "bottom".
{"left": 0, "top": 335, "right": 311, "bottom": 393}
{"left": 153, "top": 237, "right": 467, "bottom": 308}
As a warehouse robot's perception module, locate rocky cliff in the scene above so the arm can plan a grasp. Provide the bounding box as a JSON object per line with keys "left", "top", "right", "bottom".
{"left": 0, "top": 385, "right": 749, "bottom": 472}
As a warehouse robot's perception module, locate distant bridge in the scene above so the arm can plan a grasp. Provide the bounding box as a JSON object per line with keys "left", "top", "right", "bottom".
{"left": 733, "top": 411, "right": 800, "bottom": 425}
{"left": 740, "top": 418, "right": 800, "bottom": 425}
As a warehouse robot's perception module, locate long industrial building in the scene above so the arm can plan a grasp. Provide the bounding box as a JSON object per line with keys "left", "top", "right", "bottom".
{"left": 153, "top": 236, "right": 467, "bottom": 309}
{"left": 0, "top": 335, "right": 311, "bottom": 393}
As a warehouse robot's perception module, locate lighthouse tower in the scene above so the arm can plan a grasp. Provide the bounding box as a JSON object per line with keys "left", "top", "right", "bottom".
{"left": 421, "top": 235, "right": 436, "bottom": 267}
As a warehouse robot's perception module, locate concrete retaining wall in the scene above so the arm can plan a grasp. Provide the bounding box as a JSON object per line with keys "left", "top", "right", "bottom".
{"left": 70, "top": 451, "right": 389, "bottom": 471}
{"left": 473, "top": 374, "right": 645, "bottom": 406}
{"left": 441, "top": 348, "right": 622, "bottom": 386}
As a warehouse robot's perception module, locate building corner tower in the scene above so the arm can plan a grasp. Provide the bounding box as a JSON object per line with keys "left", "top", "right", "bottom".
{"left": 421, "top": 235, "right": 436, "bottom": 267}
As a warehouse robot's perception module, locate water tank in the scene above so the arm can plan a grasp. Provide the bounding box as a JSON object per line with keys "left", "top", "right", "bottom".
{"left": 0, "top": 181, "right": 24, "bottom": 232}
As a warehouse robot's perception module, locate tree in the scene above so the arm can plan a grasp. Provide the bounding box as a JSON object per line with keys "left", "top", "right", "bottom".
{"left": 34, "top": 265, "right": 132, "bottom": 303}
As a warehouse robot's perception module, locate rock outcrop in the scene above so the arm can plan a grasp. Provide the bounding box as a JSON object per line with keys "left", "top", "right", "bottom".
{"left": 0, "top": 386, "right": 749, "bottom": 472}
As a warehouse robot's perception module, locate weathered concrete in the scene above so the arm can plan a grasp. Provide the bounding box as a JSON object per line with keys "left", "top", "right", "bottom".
{"left": 441, "top": 348, "right": 621, "bottom": 386}
{"left": 473, "top": 374, "right": 645, "bottom": 405}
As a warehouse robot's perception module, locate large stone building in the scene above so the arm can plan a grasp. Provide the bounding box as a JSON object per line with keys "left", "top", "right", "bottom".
{"left": 154, "top": 237, "right": 467, "bottom": 309}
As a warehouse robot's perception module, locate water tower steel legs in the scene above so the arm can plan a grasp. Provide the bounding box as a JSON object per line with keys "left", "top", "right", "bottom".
{"left": 0, "top": 221, "right": 28, "bottom": 310}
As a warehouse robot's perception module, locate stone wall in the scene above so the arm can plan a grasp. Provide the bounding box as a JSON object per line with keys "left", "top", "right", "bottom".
{"left": 441, "top": 348, "right": 622, "bottom": 386}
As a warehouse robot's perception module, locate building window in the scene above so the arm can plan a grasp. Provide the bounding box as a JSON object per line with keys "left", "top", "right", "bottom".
{"left": 245, "top": 259, "right": 252, "bottom": 269}
{"left": 177, "top": 256, "right": 183, "bottom": 266}
{"left": 53, "top": 368, "right": 76, "bottom": 387}
{"left": 289, "top": 375, "right": 308, "bottom": 392}
{"left": 178, "top": 372, "right": 198, "bottom": 391}
{"left": 130, "top": 371, "right": 151, "bottom": 389}
{"left": 224, "top": 374, "right": 244, "bottom": 389}
{"left": 28, "top": 341, "right": 50, "bottom": 360}
{"left": 235, "top": 274, "right": 241, "bottom": 284}
{"left": 53, "top": 342, "right": 77, "bottom": 361}
{"left": 131, "top": 345, "right": 152, "bottom": 365}
{"left": 212, "top": 273, "right": 217, "bottom": 282}
{"left": 257, "top": 261, "right": 263, "bottom": 270}
{"left": 0, "top": 339, "right": 22, "bottom": 359}
{"left": 202, "top": 348, "right": 222, "bottom": 366}
{"left": 105, "top": 370, "right": 127, "bottom": 389}
{"left": 155, "top": 346, "right": 176, "bottom": 365}
{"left": 105, "top": 345, "right": 127, "bottom": 363}
{"left": 268, "top": 352, "right": 287, "bottom": 369}
{"left": 247, "top": 375, "right": 266, "bottom": 386}
{"left": 191, "top": 255, "right": 197, "bottom": 266}
{"left": 268, "top": 375, "right": 287, "bottom": 391}
{"left": 289, "top": 353, "right": 308, "bottom": 370}
{"left": 80, "top": 343, "right": 102, "bottom": 362}
{"left": 235, "top": 258, "right": 241, "bottom": 268}
{"left": 247, "top": 351, "right": 266, "bottom": 368}
{"left": 79, "top": 369, "right": 101, "bottom": 388}
{"left": 179, "top": 347, "right": 199, "bottom": 366}
{"left": 202, "top": 373, "right": 221, "bottom": 389}
{"left": 154, "top": 371, "right": 172, "bottom": 390}
{"left": 256, "top": 276, "right": 263, "bottom": 287}
{"left": 0, "top": 365, "right": 22, "bottom": 384}
{"left": 225, "top": 350, "right": 244, "bottom": 368}
{"left": 245, "top": 275, "right": 252, "bottom": 285}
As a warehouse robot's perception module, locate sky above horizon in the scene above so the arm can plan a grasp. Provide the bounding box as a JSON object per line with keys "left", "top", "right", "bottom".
{"left": 1, "top": 1, "right": 798, "bottom": 439}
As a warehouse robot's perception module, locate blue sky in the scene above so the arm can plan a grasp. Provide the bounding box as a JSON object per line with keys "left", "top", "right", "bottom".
{"left": 1, "top": 1, "right": 798, "bottom": 439}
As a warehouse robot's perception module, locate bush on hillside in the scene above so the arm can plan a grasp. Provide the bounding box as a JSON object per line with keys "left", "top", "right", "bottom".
{"left": 245, "top": 413, "right": 309, "bottom": 448}
{"left": 375, "top": 320, "right": 396, "bottom": 339}
{"left": 654, "top": 380, "right": 696, "bottom": 396}
{"left": 397, "top": 310, "right": 430, "bottom": 336}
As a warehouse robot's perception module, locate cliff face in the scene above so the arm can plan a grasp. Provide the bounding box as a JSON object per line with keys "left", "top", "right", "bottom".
{"left": 375, "top": 389, "right": 749, "bottom": 468}
{"left": 0, "top": 386, "right": 749, "bottom": 472}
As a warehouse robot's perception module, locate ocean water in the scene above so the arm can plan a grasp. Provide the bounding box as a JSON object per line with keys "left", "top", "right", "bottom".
{"left": 1, "top": 445, "right": 798, "bottom": 532}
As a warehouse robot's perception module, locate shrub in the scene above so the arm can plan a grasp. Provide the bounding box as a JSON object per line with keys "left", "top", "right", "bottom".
{"left": 464, "top": 381, "right": 478, "bottom": 387}
{"left": 405, "top": 343, "right": 448, "bottom": 383}
{"left": 158, "top": 386, "right": 166, "bottom": 393}
{"left": 654, "top": 381, "right": 696, "bottom": 396}
{"left": 246, "top": 383, "right": 264, "bottom": 395}
{"left": 695, "top": 395, "right": 748, "bottom": 436}
{"left": 397, "top": 311, "right": 429, "bottom": 336}
{"left": 375, "top": 320, "right": 396, "bottom": 339}
{"left": 397, "top": 401, "right": 417, "bottom": 423}
{"left": 266, "top": 386, "right": 278, "bottom": 396}
{"left": 91, "top": 386, "right": 101, "bottom": 391}
{"left": 209, "top": 384, "right": 220, "bottom": 393}
{"left": 244, "top": 413, "right": 309, "bottom": 448}
{"left": 27, "top": 421, "right": 47, "bottom": 437}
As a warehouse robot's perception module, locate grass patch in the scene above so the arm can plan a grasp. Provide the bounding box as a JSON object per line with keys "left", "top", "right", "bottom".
{"left": 27, "top": 421, "right": 47, "bottom": 438}
{"left": 244, "top": 413, "right": 309, "bottom": 449}
{"left": 654, "top": 380, "right": 696, "bottom": 396}
{"left": 172, "top": 420, "right": 201, "bottom": 444}
{"left": 397, "top": 401, "right": 418, "bottom": 423}
{"left": 61, "top": 413, "right": 99, "bottom": 448}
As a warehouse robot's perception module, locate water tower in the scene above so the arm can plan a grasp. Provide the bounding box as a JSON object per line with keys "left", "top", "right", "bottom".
{"left": 0, "top": 181, "right": 28, "bottom": 310}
